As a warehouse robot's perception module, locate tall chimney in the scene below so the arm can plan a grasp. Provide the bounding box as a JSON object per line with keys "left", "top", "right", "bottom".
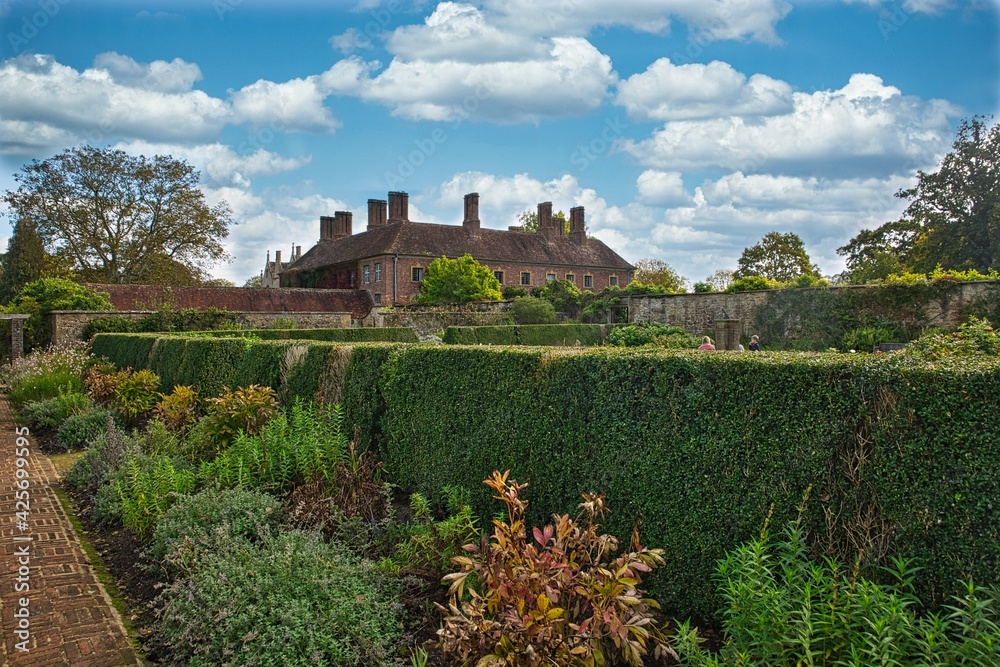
{"left": 388, "top": 191, "right": 409, "bottom": 224}
{"left": 463, "top": 192, "right": 480, "bottom": 229}
{"left": 569, "top": 206, "right": 586, "bottom": 245}
{"left": 537, "top": 201, "right": 553, "bottom": 239}
{"left": 332, "top": 211, "right": 353, "bottom": 239}
{"left": 320, "top": 215, "right": 334, "bottom": 240}
{"left": 295, "top": 245, "right": 302, "bottom": 260}
{"left": 368, "top": 199, "right": 388, "bottom": 230}
{"left": 275, "top": 250, "right": 282, "bottom": 265}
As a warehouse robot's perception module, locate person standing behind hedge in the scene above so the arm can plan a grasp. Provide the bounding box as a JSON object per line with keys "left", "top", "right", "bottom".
{"left": 698, "top": 336, "right": 716, "bottom": 350}
{"left": 749, "top": 334, "right": 761, "bottom": 351}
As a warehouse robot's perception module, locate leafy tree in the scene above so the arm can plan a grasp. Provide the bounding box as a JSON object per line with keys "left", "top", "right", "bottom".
{"left": 901, "top": 116, "right": 1000, "bottom": 273}
{"left": 706, "top": 268, "right": 735, "bottom": 291}
{"left": 510, "top": 296, "right": 557, "bottom": 324}
{"left": 836, "top": 220, "right": 918, "bottom": 284}
{"left": 413, "top": 254, "right": 502, "bottom": 304}
{"left": 515, "top": 209, "right": 569, "bottom": 234}
{"left": 632, "top": 258, "right": 687, "bottom": 292}
{"left": 3, "top": 146, "right": 233, "bottom": 284}
{"left": 736, "top": 232, "right": 818, "bottom": 282}
{"left": 693, "top": 282, "right": 713, "bottom": 293}
{"left": 839, "top": 116, "right": 1000, "bottom": 279}
{"left": 243, "top": 275, "right": 263, "bottom": 288}
{"left": 531, "top": 279, "right": 582, "bottom": 318}
{"left": 0, "top": 215, "right": 69, "bottom": 303}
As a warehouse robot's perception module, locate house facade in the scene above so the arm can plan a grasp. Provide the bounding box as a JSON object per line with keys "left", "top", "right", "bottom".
{"left": 281, "top": 191, "right": 635, "bottom": 305}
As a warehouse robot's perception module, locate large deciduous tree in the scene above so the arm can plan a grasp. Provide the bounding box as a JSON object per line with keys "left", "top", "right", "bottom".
{"left": 839, "top": 116, "right": 1000, "bottom": 281}
{"left": 413, "top": 254, "right": 502, "bottom": 304}
{"left": 632, "top": 258, "right": 687, "bottom": 293}
{"left": 3, "top": 146, "right": 233, "bottom": 284}
{"left": 736, "top": 231, "right": 818, "bottom": 282}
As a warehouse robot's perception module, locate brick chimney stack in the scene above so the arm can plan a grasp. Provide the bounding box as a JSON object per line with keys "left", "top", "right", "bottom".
{"left": 537, "top": 201, "right": 553, "bottom": 239}
{"left": 388, "top": 191, "right": 409, "bottom": 224}
{"left": 331, "top": 211, "right": 353, "bottom": 239}
{"left": 569, "top": 206, "right": 586, "bottom": 245}
{"left": 463, "top": 192, "right": 480, "bottom": 229}
{"left": 368, "top": 199, "right": 388, "bottom": 230}
{"left": 275, "top": 250, "right": 282, "bottom": 264}
{"left": 320, "top": 215, "right": 334, "bottom": 240}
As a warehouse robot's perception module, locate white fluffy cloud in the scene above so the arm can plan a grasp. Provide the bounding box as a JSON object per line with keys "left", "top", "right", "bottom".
{"left": 636, "top": 170, "right": 691, "bottom": 206}
{"left": 329, "top": 35, "right": 615, "bottom": 122}
{"left": 330, "top": 28, "right": 373, "bottom": 54}
{"left": 843, "top": 0, "right": 954, "bottom": 14}
{"left": 619, "top": 73, "right": 959, "bottom": 176}
{"left": 115, "top": 141, "right": 312, "bottom": 188}
{"left": 92, "top": 51, "right": 202, "bottom": 93}
{"left": 482, "top": 0, "right": 792, "bottom": 43}
{"left": 0, "top": 53, "right": 230, "bottom": 152}
{"left": 616, "top": 59, "right": 793, "bottom": 122}
{"left": 231, "top": 75, "right": 342, "bottom": 132}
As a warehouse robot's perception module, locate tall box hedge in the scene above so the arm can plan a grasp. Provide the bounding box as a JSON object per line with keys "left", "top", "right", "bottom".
{"left": 90, "top": 332, "right": 1000, "bottom": 623}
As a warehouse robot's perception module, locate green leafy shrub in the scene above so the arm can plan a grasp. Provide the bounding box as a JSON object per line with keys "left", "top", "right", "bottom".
{"left": 111, "top": 368, "right": 161, "bottom": 419}
{"left": 387, "top": 486, "right": 478, "bottom": 579}
{"left": 437, "top": 471, "right": 676, "bottom": 667}
{"left": 201, "top": 384, "right": 279, "bottom": 448}
{"left": 56, "top": 407, "right": 113, "bottom": 451}
{"left": 531, "top": 278, "right": 582, "bottom": 318}
{"left": 725, "top": 275, "right": 784, "bottom": 292}
{"left": 152, "top": 385, "right": 200, "bottom": 432}
{"left": 441, "top": 326, "right": 477, "bottom": 345}
{"left": 675, "top": 513, "right": 1000, "bottom": 667}
{"left": 137, "top": 419, "right": 183, "bottom": 458}
{"left": 112, "top": 455, "right": 196, "bottom": 537}
{"left": 510, "top": 296, "right": 557, "bottom": 324}
{"left": 64, "top": 413, "right": 135, "bottom": 491}
{"left": 693, "top": 281, "right": 713, "bottom": 293}
{"left": 5, "top": 278, "right": 113, "bottom": 351}
{"left": 83, "top": 364, "right": 128, "bottom": 406}
{"left": 20, "top": 391, "right": 92, "bottom": 431}
{"left": 905, "top": 316, "right": 1000, "bottom": 360}
{"left": 840, "top": 323, "right": 904, "bottom": 352}
{"left": 149, "top": 487, "right": 283, "bottom": 574}
{"left": 607, "top": 322, "right": 698, "bottom": 348}
{"left": 152, "top": 530, "right": 401, "bottom": 667}
{"left": 200, "top": 401, "right": 348, "bottom": 492}
{"left": 501, "top": 285, "right": 528, "bottom": 299}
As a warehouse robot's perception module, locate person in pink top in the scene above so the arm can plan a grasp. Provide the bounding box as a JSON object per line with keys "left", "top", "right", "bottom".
{"left": 698, "top": 336, "right": 716, "bottom": 350}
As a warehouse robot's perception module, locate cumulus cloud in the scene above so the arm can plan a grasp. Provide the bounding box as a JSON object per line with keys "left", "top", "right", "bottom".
{"left": 482, "top": 0, "right": 792, "bottom": 43}
{"left": 328, "top": 37, "right": 615, "bottom": 122}
{"left": 0, "top": 119, "right": 77, "bottom": 156}
{"left": 616, "top": 59, "right": 793, "bottom": 122}
{"left": 618, "top": 73, "right": 959, "bottom": 177}
{"left": 115, "top": 141, "right": 312, "bottom": 188}
{"left": 387, "top": 2, "right": 547, "bottom": 62}
{"left": 636, "top": 170, "right": 692, "bottom": 206}
{"left": 330, "top": 27, "right": 373, "bottom": 53}
{"left": 0, "top": 53, "right": 230, "bottom": 152}
{"left": 231, "top": 75, "right": 342, "bottom": 132}
{"left": 93, "top": 51, "right": 202, "bottom": 93}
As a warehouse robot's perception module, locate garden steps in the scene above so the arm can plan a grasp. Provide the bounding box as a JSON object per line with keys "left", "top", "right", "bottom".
{"left": 0, "top": 397, "right": 140, "bottom": 666}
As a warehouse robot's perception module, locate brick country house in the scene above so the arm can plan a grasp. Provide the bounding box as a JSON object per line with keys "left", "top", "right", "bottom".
{"left": 280, "top": 191, "right": 634, "bottom": 305}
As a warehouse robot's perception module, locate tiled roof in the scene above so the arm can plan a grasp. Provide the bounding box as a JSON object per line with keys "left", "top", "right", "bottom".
{"left": 87, "top": 285, "right": 373, "bottom": 319}
{"left": 287, "top": 221, "right": 635, "bottom": 272}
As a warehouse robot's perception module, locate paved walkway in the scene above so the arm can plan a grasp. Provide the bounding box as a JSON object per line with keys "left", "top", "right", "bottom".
{"left": 0, "top": 398, "right": 140, "bottom": 666}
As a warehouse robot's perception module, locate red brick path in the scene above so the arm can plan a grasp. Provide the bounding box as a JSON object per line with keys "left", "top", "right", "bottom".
{"left": 0, "top": 398, "right": 140, "bottom": 666}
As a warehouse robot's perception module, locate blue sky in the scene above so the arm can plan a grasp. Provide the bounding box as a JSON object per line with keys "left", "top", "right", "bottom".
{"left": 0, "top": 0, "right": 997, "bottom": 285}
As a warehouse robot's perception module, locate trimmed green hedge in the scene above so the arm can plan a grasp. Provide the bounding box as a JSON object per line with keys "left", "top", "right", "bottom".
{"left": 90, "top": 332, "right": 1000, "bottom": 624}
{"left": 442, "top": 323, "right": 605, "bottom": 346}
{"left": 200, "top": 327, "right": 419, "bottom": 343}
{"left": 378, "top": 348, "right": 1000, "bottom": 621}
